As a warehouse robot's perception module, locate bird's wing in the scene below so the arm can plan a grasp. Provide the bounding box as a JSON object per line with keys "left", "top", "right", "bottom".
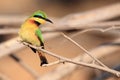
{"left": 35, "top": 29, "right": 44, "bottom": 48}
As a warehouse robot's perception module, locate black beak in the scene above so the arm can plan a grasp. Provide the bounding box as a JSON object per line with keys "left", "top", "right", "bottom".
{"left": 45, "top": 18, "right": 53, "bottom": 24}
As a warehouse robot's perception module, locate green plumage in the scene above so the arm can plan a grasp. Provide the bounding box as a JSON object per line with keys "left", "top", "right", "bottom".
{"left": 29, "top": 10, "right": 47, "bottom": 19}
{"left": 35, "top": 29, "right": 44, "bottom": 43}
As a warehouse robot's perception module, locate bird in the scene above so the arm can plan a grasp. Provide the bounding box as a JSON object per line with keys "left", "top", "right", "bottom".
{"left": 19, "top": 10, "right": 53, "bottom": 66}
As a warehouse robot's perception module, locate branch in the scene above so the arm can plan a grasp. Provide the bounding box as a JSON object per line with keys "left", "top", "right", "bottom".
{"left": 42, "top": 21, "right": 120, "bottom": 32}
{"left": 0, "top": 32, "right": 61, "bottom": 58}
{"left": 60, "top": 26, "right": 120, "bottom": 68}
{"left": 42, "top": 60, "right": 65, "bottom": 67}
{"left": 71, "top": 26, "right": 120, "bottom": 42}
{"left": 21, "top": 41, "right": 120, "bottom": 77}
{"left": 39, "top": 39, "right": 120, "bottom": 80}
{"left": 61, "top": 33, "right": 108, "bottom": 68}
{"left": 56, "top": 26, "right": 120, "bottom": 68}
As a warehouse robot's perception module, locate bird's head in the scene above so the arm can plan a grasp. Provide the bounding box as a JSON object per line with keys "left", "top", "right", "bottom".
{"left": 28, "top": 10, "right": 53, "bottom": 25}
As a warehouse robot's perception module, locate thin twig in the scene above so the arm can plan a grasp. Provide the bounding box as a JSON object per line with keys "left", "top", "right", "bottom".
{"left": 39, "top": 39, "right": 120, "bottom": 80}
{"left": 42, "top": 60, "right": 65, "bottom": 67}
{"left": 61, "top": 33, "right": 109, "bottom": 68}
{"left": 71, "top": 26, "right": 120, "bottom": 41}
{"left": 21, "top": 41, "right": 120, "bottom": 77}
{"left": 60, "top": 26, "right": 120, "bottom": 68}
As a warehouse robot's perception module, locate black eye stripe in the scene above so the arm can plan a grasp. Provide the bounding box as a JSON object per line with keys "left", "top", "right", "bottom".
{"left": 33, "top": 15, "right": 46, "bottom": 20}
{"left": 33, "top": 15, "right": 53, "bottom": 23}
{"left": 33, "top": 20, "right": 41, "bottom": 26}
{"left": 33, "top": 15, "right": 42, "bottom": 18}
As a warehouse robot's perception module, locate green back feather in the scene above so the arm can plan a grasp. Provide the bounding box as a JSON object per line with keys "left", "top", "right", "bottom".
{"left": 35, "top": 29, "right": 44, "bottom": 43}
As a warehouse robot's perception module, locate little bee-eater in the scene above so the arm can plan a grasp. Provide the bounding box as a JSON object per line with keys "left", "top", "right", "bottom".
{"left": 19, "top": 10, "right": 53, "bottom": 66}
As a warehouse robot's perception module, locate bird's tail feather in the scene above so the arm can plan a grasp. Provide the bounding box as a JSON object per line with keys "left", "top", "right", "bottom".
{"left": 37, "top": 51, "right": 48, "bottom": 66}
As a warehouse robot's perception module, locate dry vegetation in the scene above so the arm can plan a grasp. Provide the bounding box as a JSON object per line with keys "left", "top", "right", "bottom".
{"left": 0, "top": 0, "right": 120, "bottom": 80}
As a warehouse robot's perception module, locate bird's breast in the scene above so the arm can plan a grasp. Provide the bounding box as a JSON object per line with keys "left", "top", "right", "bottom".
{"left": 19, "top": 22, "right": 40, "bottom": 46}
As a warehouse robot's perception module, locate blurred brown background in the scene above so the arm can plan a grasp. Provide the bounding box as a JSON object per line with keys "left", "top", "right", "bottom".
{"left": 0, "top": 0, "right": 119, "bottom": 16}
{"left": 0, "top": 0, "right": 120, "bottom": 80}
